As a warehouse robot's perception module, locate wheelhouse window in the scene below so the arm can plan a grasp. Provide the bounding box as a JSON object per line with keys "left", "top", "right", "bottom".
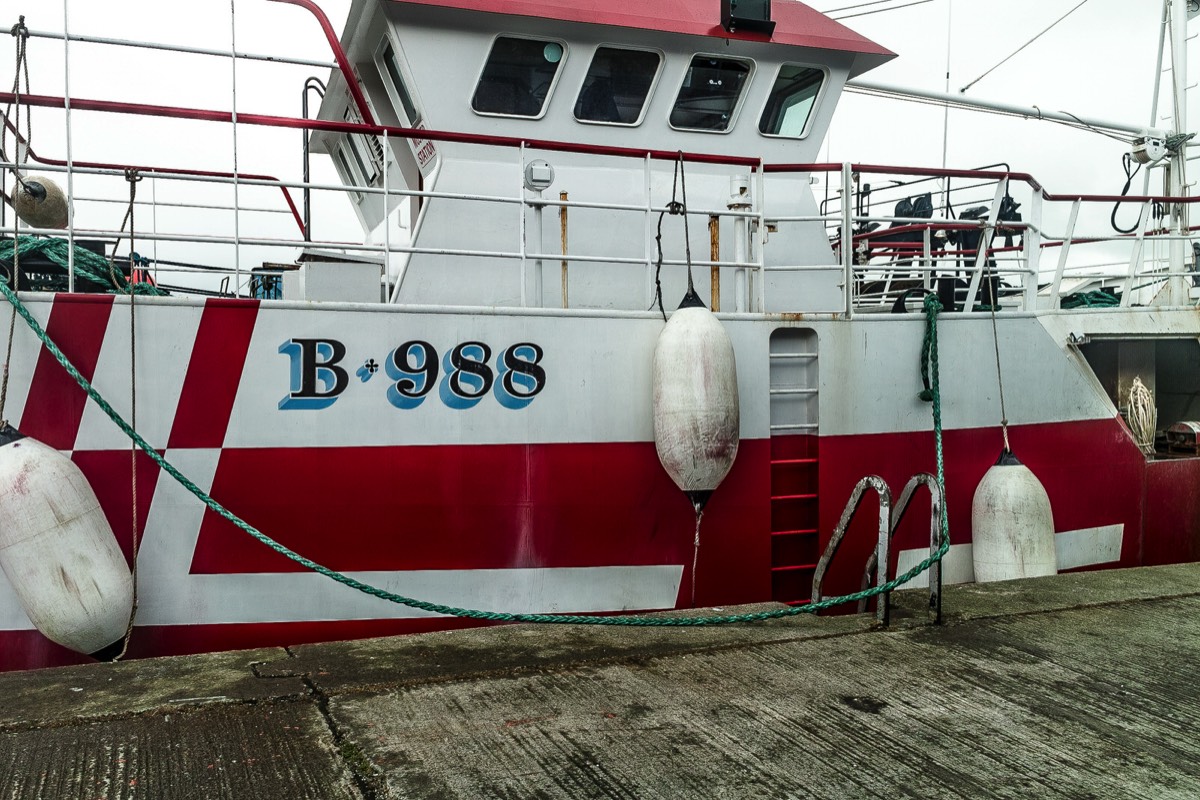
{"left": 574, "top": 47, "right": 661, "bottom": 125}
{"left": 335, "top": 145, "right": 364, "bottom": 201}
{"left": 472, "top": 36, "right": 566, "bottom": 117}
{"left": 759, "top": 65, "right": 824, "bottom": 137}
{"left": 669, "top": 56, "right": 752, "bottom": 132}
{"left": 376, "top": 39, "right": 423, "bottom": 126}
{"left": 342, "top": 107, "right": 381, "bottom": 186}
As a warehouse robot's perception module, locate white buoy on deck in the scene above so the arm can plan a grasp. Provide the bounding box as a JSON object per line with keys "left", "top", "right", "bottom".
{"left": 652, "top": 289, "right": 740, "bottom": 511}
{"left": 12, "top": 176, "right": 68, "bottom": 230}
{"left": 0, "top": 427, "right": 132, "bottom": 659}
{"left": 971, "top": 449, "right": 1057, "bottom": 582}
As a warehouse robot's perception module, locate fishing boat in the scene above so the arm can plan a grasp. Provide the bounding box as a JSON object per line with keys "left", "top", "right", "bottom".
{"left": 0, "top": 0, "right": 1195, "bottom": 671}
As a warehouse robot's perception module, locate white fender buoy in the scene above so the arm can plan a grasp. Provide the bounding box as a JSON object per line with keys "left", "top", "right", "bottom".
{"left": 13, "top": 176, "right": 68, "bottom": 230}
{"left": 971, "top": 449, "right": 1057, "bottom": 582}
{"left": 652, "top": 289, "right": 740, "bottom": 511}
{"left": 0, "top": 427, "right": 133, "bottom": 659}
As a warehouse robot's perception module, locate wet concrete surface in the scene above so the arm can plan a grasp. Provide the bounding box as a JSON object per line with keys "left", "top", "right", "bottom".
{"left": 2, "top": 563, "right": 1200, "bottom": 798}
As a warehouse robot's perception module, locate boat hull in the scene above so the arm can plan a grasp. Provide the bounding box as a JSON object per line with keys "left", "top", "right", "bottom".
{"left": 0, "top": 292, "right": 1194, "bottom": 670}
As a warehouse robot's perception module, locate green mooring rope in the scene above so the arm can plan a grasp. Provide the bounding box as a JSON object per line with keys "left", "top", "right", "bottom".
{"left": 1, "top": 236, "right": 164, "bottom": 296}
{"left": 0, "top": 283, "right": 948, "bottom": 625}
{"left": 1061, "top": 290, "right": 1120, "bottom": 309}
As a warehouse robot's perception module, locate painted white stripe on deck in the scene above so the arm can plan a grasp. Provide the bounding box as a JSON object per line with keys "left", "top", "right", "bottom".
{"left": 896, "top": 524, "right": 1124, "bottom": 588}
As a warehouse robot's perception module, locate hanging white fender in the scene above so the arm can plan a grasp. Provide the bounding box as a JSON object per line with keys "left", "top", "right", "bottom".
{"left": 971, "top": 448, "right": 1057, "bottom": 582}
{"left": 12, "top": 176, "right": 69, "bottom": 231}
{"left": 652, "top": 289, "right": 740, "bottom": 511}
{"left": 0, "top": 427, "right": 133, "bottom": 659}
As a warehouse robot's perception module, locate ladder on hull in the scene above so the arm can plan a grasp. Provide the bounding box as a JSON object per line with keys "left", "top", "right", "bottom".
{"left": 768, "top": 329, "right": 820, "bottom": 605}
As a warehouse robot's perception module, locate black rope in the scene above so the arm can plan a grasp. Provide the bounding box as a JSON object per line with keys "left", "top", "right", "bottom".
{"left": 650, "top": 153, "right": 693, "bottom": 319}
{"left": 1110, "top": 153, "right": 1144, "bottom": 235}
{"left": 107, "top": 169, "right": 144, "bottom": 291}
{"left": 1, "top": 17, "right": 31, "bottom": 195}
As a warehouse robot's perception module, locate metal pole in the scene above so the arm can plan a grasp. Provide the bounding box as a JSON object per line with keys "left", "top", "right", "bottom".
{"left": 848, "top": 79, "right": 1150, "bottom": 137}
{"left": 301, "top": 77, "right": 325, "bottom": 242}
{"left": 518, "top": 143, "right": 527, "bottom": 307}
{"left": 382, "top": 128, "right": 390, "bottom": 302}
{"left": 841, "top": 163, "right": 853, "bottom": 317}
{"left": 729, "top": 175, "right": 751, "bottom": 313}
{"left": 1167, "top": 0, "right": 1189, "bottom": 302}
{"left": 709, "top": 215, "right": 720, "bottom": 311}
{"left": 559, "top": 190, "right": 568, "bottom": 308}
{"left": 63, "top": 0, "right": 76, "bottom": 292}
{"left": 230, "top": 0, "right": 242, "bottom": 293}
{"left": 533, "top": 189, "right": 544, "bottom": 308}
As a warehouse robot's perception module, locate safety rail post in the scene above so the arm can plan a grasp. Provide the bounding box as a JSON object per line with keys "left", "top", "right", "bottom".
{"left": 644, "top": 153, "right": 654, "bottom": 309}
{"left": 811, "top": 475, "right": 891, "bottom": 623}
{"left": 382, "top": 126, "right": 390, "bottom": 303}
{"left": 840, "top": 163, "right": 853, "bottom": 317}
{"left": 709, "top": 214, "right": 720, "bottom": 311}
{"left": 1121, "top": 200, "right": 1153, "bottom": 307}
{"left": 856, "top": 473, "right": 945, "bottom": 625}
{"left": 230, "top": 0, "right": 242, "bottom": 293}
{"left": 922, "top": 225, "right": 932, "bottom": 292}
{"left": 63, "top": 0, "right": 76, "bottom": 292}
{"left": 756, "top": 160, "right": 767, "bottom": 313}
{"left": 1022, "top": 191, "right": 1042, "bottom": 311}
{"left": 962, "top": 178, "right": 1007, "bottom": 311}
{"left": 1048, "top": 199, "right": 1080, "bottom": 309}
{"left": 560, "top": 190, "right": 569, "bottom": 309}
{"left": 518, "top": 142, "right": 527, "bottom": 307}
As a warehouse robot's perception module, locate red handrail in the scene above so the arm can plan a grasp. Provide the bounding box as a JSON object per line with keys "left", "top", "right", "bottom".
{"left": 1, "top": 108, "right": 307, "bottom": 236}
{"left": 0, "top": 91, "right": 764, "bottom": 167}
{"left": 266, "top": 0, "right": 377, "bottom": 128}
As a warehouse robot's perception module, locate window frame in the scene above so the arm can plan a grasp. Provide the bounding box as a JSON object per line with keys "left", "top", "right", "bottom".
{"left": 334, "top": 141, "right": 366, "bottom": 202}
{"left": 572, "top": 44, "right": 664, "bottom": 128}
{"left": 342, "top": 105, "right": 381, "bottom": 187}
{"left": 757, "top": 62, "right": 828, "bottom": 140}
{"left": 666, "top": 53, "right": 756, "bottom": 135}
{"left": 470, "top": 33, "right": 570, "bottom": 121}
{"left": 373, "top": 34, "right": 424, "bottom": 128}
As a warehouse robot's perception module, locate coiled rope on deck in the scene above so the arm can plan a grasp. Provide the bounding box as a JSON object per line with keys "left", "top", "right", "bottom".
{"left": 0, "top": 236, "right": 163, "bottom": 296}
{"left": 0, "top": 284, "right": 949, "bottom": 625}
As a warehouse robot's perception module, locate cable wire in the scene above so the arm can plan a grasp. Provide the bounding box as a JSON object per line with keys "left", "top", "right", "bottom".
{"left": 960, "top": 0, "right": 1095, "bottom": 93}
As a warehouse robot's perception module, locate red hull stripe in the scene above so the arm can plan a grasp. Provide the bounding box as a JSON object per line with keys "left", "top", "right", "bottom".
{"left": 19, "top": 295, "right": 115, "bottom": 449}
{"left": 72, "top": 449, "right": 162, "bottom": 565}
{"left": 168, "top": 298, "right": 260, "bottom": 449}
{"left": 818, "top": 417, "right": 1148, "bottom": 596}
{"left": 188, "top": 439, "right": 772, "bottom": 606}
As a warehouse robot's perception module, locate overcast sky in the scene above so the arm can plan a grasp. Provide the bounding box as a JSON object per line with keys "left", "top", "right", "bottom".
{"left": 5, "top": 0, "right": 1185, "bottom": 286}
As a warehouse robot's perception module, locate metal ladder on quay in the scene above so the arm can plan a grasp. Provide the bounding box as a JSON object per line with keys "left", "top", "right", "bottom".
{"left": 811, "top": 473, "right": 945, "bottom": 625}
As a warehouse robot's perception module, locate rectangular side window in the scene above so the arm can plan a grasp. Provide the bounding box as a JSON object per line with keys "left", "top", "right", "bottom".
{"left": 472, "top": 36, "right": 565, "bottom": 118}
{"left": 669, "top": 56, "right": 751, "bottom": 132}
{"left": 336, "top": 145, "right": 364, "bottom": 201}
{"left": 378, "top": 40, "right": 423, "bottom": 126}
{"left": 342, "top": 107, "right": 381, "bottom": 185}
{"left": 759, "top": 65, "right": 823, "bottom": 137}
{"left": 574, "top": 47, "right": 661, "bottom": 125}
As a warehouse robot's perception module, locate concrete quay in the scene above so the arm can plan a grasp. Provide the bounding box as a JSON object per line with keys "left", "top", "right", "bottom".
{"left": 2, "top": 563, "right": 1200, "bottom": 798}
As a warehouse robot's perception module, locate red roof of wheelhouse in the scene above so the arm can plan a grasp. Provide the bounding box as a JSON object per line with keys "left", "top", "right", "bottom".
{"left": 390, "top": 0, "right": 895, "bottom": 64}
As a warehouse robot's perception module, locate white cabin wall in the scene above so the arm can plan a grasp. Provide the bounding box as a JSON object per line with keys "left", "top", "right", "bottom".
{"left": 334, "top": 3, "right": 858, "bottom": 310}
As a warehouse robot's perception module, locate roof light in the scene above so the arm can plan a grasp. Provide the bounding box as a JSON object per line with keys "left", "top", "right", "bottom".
{"left": 721, "top": 0, "right": 776, "bottom": 36}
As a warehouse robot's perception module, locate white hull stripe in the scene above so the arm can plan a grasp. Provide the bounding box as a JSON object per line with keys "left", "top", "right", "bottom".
{"left": 896, "top": 524, "right": 1125, "bottom": 589}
